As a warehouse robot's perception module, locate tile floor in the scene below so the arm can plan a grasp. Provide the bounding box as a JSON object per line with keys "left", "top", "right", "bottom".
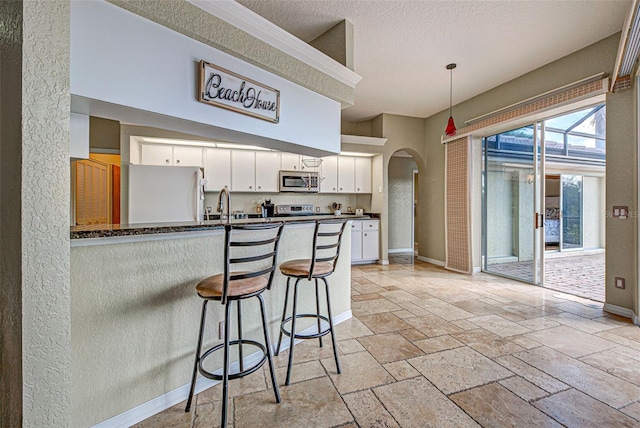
{"left": 137, "top": 255, "right": 640, "bottom": 428}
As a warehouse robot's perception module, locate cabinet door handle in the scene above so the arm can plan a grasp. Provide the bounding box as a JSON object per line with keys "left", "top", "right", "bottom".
{"left": 176, "top": 159, "right": 180, "bottom": 164}
{"left": 249, "top": 185, "right": 253, "bottom": 189}
{"left": 165, "top": 159, "right": 170, "bottom": 163}
{"left": 258, "top": 186, "right": 261, "bottom": 189}
{"left": 293, "top": 166, "right": 297, "bottom": 169}
{"left": 357, "top": 188, "right": 360, "bottom": 191}
{"left": 340, "top": 187, "right": 343, "bottom": 191}
{"left": 333, "top": 187, "right": 336, "bottom": 191}
{"left": 364, "top": 233, "right": 367, "bottom": 237}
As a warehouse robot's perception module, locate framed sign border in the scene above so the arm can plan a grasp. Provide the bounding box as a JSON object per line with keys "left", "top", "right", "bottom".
{"left": 198, "top": 60, "right": 280, "bottom": 124}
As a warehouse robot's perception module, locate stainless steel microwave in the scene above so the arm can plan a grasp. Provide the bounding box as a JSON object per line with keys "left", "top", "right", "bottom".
{"left": 279, "top": 170, "right": 319, "bottom": 193}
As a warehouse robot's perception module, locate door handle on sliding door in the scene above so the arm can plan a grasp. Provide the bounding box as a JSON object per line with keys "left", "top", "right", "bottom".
{"left": 534, "top": 213, "right": 544, "bottom": 229}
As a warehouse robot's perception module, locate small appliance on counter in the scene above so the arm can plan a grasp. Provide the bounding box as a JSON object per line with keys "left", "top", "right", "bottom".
{"left": 261, "top": 197, "right": 275, "bottom": 218}
{"left": 332, "top": 202, "right": 342, "bottom": 216}
{"left": 355, "top": 208, "right": 364, "bottom": 216}
{"left": 275, "top": 204, "right": 315, "bottom": 216}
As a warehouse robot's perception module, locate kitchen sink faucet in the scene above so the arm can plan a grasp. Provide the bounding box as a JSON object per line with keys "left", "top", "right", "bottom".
{"left": 217, "top": 186, "right": 231, "bottom": 223}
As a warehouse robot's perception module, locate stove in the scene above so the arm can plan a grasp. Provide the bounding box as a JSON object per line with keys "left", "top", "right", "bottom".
{"left": 275, "top": 204, "right": 315, "bottom": 216}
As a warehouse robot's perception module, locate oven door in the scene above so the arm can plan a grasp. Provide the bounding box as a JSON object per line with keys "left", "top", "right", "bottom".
{"left": 279, "top": 171, "right": 318, "bottom": 192}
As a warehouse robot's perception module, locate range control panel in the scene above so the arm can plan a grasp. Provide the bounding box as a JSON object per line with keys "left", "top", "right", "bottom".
{"left": 276, "top": 204, "right": 315, "bottom": 215}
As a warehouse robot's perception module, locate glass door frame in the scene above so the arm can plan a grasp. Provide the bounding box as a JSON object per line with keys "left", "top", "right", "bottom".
{"left": 481, "top": 122, "right": 545, "bottom": 286}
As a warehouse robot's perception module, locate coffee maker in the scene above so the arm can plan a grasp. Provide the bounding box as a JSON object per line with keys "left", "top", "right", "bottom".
{"left": 261, "top": 197, "right": 275, "bottom": 218}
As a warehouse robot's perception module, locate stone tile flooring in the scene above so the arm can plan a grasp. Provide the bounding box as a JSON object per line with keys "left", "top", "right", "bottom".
{"left": 136, "top": 255, "right": 640, "bottom": 428}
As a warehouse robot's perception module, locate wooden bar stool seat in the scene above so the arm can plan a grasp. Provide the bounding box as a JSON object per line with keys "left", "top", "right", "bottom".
{"left": 185, "top": 222, "right": 284, "bottom": 427}
{"left": 275, "top": 219, "right": 347, "bottom": 385}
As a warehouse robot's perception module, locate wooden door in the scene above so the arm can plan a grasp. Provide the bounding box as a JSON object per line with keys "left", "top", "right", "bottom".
{"left": 75, "top": 159, "right": 110, "bottom": 225}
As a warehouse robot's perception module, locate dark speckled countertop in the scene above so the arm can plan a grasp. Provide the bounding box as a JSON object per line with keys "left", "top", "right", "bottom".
{"left": 70, "top": 213, "right": 380, "bottom": 239}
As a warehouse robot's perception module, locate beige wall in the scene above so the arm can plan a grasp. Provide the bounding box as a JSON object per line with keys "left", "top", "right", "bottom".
{"left": 1, "top": 1, "right": 73, "bottom": 426}
{"left": 388, "top": 157, "right": 418, "bottom": 250}
{"left": 605, "top": 87, "right": 636, "bottom": 311}
{"left": 90, "top": 116, "right": 120, "bottom": 151}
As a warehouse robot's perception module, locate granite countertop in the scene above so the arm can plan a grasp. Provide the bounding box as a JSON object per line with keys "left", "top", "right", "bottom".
{"left": 70, "top": 213, "right": 379, "bottom": 239}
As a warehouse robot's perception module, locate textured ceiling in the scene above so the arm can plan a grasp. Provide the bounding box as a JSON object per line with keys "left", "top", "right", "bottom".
{"left": 236, "top": 0, "right": 630, "bottom": 122}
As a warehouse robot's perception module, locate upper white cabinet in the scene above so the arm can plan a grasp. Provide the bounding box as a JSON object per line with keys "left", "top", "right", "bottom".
{"left": 141, "top": 144, "right": 173, "bottom": 165}
{"left": 281, "top": 153, "right": 316, "bottom": 171}
{"left": 231, "top": 150, "right": 256, "bottom": 192}
{"left": 320, "top": 155, "right": 371, "bottom": 194}
{"left": 355, "top": 157, "right": 372, "bottom": 193}
{"left": 337, "top": 156, "right": 356, "bottom": 193}
{"left": 137, "top": 142, "right": 371, "bottom": 194}
{"left": 281, "top": 153, "right": 301, "bottom": 170}
{"left": 204, "top": 148, "right": 231, "bottom": 191}
{"left": 173, "top": 146, "right": 204, "bottom": 167}
{"left": 255, "top": 152, "right": 280, "bottom": 192}
{"left": 319, "top": 156, "right": 338, "bottom": 193}
{"left": 140, "top": 143, "right": 203, "bottom": 167}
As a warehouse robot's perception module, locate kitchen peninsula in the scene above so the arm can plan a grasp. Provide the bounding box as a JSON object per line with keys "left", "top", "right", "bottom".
{"left": 69, "top": 215, "right": 363, "bottom": 426}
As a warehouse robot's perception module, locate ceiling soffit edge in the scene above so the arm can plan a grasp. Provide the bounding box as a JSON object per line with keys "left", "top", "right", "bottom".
{"left": 187, "top": 0, "right": 362, "bottom": 89}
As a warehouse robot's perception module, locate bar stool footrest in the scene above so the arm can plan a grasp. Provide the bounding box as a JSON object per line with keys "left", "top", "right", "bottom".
{"left": 198, "top": 339, "right": 267, "bottom": 381}
{"left": 280, "top": 314, "right": 332, "bottom": 340}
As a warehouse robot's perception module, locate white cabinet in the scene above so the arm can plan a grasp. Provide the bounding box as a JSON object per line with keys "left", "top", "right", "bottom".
{"left": 140, "top": 144, "right": 203, "bottom": 167}
{"left": 351, "top": 220, "right": 379, "bottom": 263}
{"left": 281, "top": 153, "right": 302, "bottom": 170}
{"left": 355, "top": 157, "right": 372, "bottom": 193}
{"left": 231, "top": 150, "right": 256, "bottom": 191}
{"left": 173, "top": 146, "right": 204, "bottom": 167}
{"left": 204, "top": 148, "right": 231, "bottom": 191}
{"left": 255, "top": 151, "right": 280, "bottom": 192}
{"left": 141, "top": 144, "right": 174, "bottom": 165}
{"left": 337, "top": 156, "right": 356, "bottom": 193}
{"left": 319, "top": 156, "right": 338, "bottom": 193}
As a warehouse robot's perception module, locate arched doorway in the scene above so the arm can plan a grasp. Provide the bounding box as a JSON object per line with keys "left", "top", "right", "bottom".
{"left": 388, "top": 149, "right": 420, "bottom": 262}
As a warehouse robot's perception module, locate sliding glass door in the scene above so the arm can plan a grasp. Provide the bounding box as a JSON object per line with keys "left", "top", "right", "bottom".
{"left": 482, "top": 124, "right": 543, "bottom": 284}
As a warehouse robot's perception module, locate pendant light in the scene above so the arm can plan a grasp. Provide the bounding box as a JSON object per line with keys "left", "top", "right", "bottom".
{"left": 445, "top": 63, "right": 457, "bottom": 136}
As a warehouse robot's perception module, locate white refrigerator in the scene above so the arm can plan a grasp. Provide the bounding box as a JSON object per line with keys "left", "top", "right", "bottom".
{"left": 128, "top": 164, "right": 205, "bottom": 224}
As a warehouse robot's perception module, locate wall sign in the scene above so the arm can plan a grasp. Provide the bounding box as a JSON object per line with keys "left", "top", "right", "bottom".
{"left": 198, "top": 60, "right": 280, "bottom": 123}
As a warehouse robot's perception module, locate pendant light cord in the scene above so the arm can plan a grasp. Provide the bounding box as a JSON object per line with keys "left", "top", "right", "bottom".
{"left": 449, "top": 67, "right": 453, "bottom": 117}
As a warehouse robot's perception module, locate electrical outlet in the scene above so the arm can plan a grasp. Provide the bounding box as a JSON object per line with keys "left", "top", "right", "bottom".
{"left": 615, "top": 277, "right": 625, "bottom": 289}
{"left": 218, "top": 321, "right": 225, "bottom": 339}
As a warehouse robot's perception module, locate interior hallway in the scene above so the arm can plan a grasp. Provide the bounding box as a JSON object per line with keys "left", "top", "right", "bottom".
{"left": 137, "top": 256, "right": 640, "bottom": 427}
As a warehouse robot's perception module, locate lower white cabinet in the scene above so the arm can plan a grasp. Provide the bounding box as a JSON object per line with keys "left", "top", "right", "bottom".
{"left": 351, "top": 220, "right": 379, "bottom": 263}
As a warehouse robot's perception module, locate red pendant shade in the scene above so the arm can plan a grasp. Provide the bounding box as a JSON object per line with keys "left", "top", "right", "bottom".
{"left": 444, "top": 63, "right": 457, "bottom": 137}
{"left": 445, "top": 116, "right": 457, "bottom": 136}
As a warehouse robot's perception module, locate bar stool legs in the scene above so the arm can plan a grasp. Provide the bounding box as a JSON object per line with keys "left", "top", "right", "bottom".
{"left": 185, "top": 297, "right": 280, "bottom": 427}
{"left": 185, "top": 300, "right": 208, "bottom": 413}
{"left": 275, "top": 276, "right": 341, "bottom": 385}
{"left": 258, "top": 294, "right": 281, "bottom": 404}
{"left": 322, "top": 277, "right": 341, "bottom": 374}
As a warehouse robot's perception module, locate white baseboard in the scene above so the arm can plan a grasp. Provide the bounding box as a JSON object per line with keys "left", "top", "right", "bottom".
{"left": 388, "top": 248, "right": 413, "bottom": 254}
{"left": 378, "top": 259, "right": 389, "bottom": 265}
{"left": 93, "top": 310, "right": 352, "bottom": 428}
{"left": 416, "top": 255, "right": 445, "bottom": 267}
{"left": 603, "top": 303, "right": 638, "bottom": 324}
{"left": 472, "top": 266, "right": 482, "bottom": 274}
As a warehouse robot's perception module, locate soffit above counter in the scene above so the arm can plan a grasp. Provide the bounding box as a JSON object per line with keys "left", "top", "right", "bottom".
{"left": 107, "top": 0, "right": 360, "bottom": 109}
